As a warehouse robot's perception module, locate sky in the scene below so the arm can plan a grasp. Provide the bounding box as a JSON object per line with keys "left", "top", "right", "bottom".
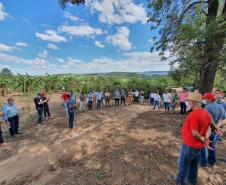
{"left": 0, "top": 0, "right": 170, "bottom": 75}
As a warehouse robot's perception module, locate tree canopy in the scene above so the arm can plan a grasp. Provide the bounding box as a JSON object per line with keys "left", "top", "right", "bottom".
{"left": 148, "top": 0, "right": 226, "bottom": 94}
{"left": 0, "top": 68, "right": 13, "bottom": 77}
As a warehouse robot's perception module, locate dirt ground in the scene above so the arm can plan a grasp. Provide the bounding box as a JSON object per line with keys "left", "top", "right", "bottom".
{"left": 0, "top": 94, "right": 226, "bottom": 185}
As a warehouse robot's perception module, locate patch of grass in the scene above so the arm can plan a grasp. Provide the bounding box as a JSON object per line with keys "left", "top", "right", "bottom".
{"left": 95, "top": 170, "right": 106, "bottom": 180}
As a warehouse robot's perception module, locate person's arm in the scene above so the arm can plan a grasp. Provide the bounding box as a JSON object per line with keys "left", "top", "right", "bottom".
{"left": 2, "top": 105, "right": 9, "bottom": 123}
{"left": 191, "top": 130, "right": 205, "bottom": 143}
{"left": 218, "top": 119, "right": 226, "bottom": 128}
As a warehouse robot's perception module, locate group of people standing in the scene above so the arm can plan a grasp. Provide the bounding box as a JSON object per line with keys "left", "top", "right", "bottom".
{"left": 176, "top": 91, "right": 226, "bottom": 185}
{"left": 149, "top": 89, "right": 190, "bottom": 114}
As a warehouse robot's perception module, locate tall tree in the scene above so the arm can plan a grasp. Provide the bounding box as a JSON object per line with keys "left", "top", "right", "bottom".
{"left": 148, "top": 0, "right": 226, "bottom": 94}
{"left": 0, "top": 68, "right": 13, "bottom": 77}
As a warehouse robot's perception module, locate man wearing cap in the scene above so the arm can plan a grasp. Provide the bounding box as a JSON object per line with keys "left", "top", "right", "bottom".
{"left": 201, "top": 93, "right": 225, "bottom": 166}
{"left": 176, "top": 92, "right": 212, "bottom": 185}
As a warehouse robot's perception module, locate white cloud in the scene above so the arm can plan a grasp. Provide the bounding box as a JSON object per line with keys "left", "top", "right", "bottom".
{"left": 0, "top": 53, "right": 46, "bottom": 66}
{"left": 0, "top": 51, "right": 170, "bottom": 74}
{"left": 16, "top": 42, "right": 27, "bottom": 47}
{"left": 0, "top": 43, "right": 15, "bottom": 52}
{"left": 38, "top": 50, "right": 48, "bottom": 58}
{"left": 95, "top": 40, "right": 105, "bottom": 48}
{"left": 107, "top": 27, "right": 132, "bottom": 51}
{"left": 89, "top": 0, "right": 146, "bottom": 25}
{"left": 59, "top": 25, "right": 103, "bottom": 37}
{"left": 0, "top": 2, "right": 11, "bottom": 21}
{"left": 64, "top": 12, "right": 79, "bottom": 21}
{"left": 47, "top": 43, "right": 59, "bottom": 50}
{"left": 36, "top": 30, "right": 67, "bottom": 43}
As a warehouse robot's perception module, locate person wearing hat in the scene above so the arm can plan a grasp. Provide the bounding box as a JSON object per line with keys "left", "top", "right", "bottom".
{"left": 200, "top": 93, "right": 225, "bottom": 167}
{"left": 42, "top": 92, "right": 51, "bottom": 119}
{"left": 176, "top": 92, "right": 212, "bottom": 185}
{"left": 34, "top": 93, "right": 47, "bottom": 124}
{"left": 66, "top": 94, "right": 76, "bottom": 129}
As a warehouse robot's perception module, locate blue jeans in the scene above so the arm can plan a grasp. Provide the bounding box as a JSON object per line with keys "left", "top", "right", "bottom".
{"left": 201, "top": 133, "right": 219, "bottom": 166}
{"left": 8, "top": 115, "right": 19, "bottom": 136}
{"left": 68, "top": 111, "right": 75, "bottom": 128}
{"left": 164, "top": 102, "right": 170, "bottom": 111}
{"left": 176, "top": 144, "right": 201, "bottom": 185}
{"left": 154, "top": 101, "right": 160, "bottom": 110}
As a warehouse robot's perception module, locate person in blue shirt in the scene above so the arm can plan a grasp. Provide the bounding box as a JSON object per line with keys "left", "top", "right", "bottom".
{"left": 3, "top": 97, "right": 20, "bottom": 137}
{"left": 201, "top": 93, "right": 225, "bottom": 166}
{"left": 96, "top": 91, "right": 102, "bottom": 109}
{"left": 0, "top": 111, "right": 5, "bottom": 147}
{"left": 66, "top": 94, "right": 76, "bottom": 128}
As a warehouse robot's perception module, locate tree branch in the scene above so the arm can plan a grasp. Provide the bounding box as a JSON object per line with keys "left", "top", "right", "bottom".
{"left": 222, "top": 0, "right": 226, "bottom": 18}
{"left": 178, "top": 1, "right": 208, "bottom": 24}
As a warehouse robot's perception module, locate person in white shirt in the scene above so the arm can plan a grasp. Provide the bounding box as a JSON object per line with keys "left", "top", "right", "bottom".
{"left": 149, "top": 92, "right": 155, "bottom": 106}
{"left": 134, "top": 90, "right": 139, "bottom": 103}
{"left": 163, "top": 91, "right": 172, "bottom": 111}
{"left": 153, "top": 92, "right": 161, "bottom": 111}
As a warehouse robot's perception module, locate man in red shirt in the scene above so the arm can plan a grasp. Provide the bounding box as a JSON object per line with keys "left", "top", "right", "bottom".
{"left": 176, "top": 92, "right": 211, "bottom": 185}
{"left": 61, "top": 90, "right": 70, "bottom": 115}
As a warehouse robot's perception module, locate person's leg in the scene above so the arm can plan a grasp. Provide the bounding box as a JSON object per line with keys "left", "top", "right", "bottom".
{"left": 8, "top": 117, "right": 15, "bottom": 136}
{"left": 176, "top": 144, "right": 192, "bottom": 185}
{"left": 38, "top": 108, "right": 43, "bottom": 124}
{"left": 14, "top": 115, "right": 19, "bottom": 134}
{"left": 208, "top": 133, "right": 219, "bottom": 165}
{"left": 200, "top": 147, "right": 209, "bottom": 167}
{"left": 68, "top": 111, "right": 74, "bottom": 128}
{"left": 123, "top": 98, "right": 126, "bottom": 106}
{"left": 157, "top": 101, "right": 160, "bottom": 111}
{"left": 188, "top": 149, "right": 201, "bottom": 185}
{"left": 180, "top": 102, "right": 183, "bottom": 114}
{"left": 164, "top": 102, "right": 167, "bottom": 111}
{"left": 46, "top": 104, "right": 51, "bottom": 117}
{"left": 0, "top": 125, "right": 4, "bottom": 144}
{"left": 167, "top": 103, "right": 170, "bottom": 111}
{"left": 184, "top": 103, "right": 187, "bottom": 114}
{"left": 80, "top": 101, "right": 83, "bottom": 111}
{"left": 153, "top": 101, "right": 156, "bottom": 110}
{"left": 44, "top": 107, "right": 47, "bottom": 118}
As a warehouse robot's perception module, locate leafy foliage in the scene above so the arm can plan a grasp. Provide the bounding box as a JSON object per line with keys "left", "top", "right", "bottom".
{"left": 148, "top": 0, "right": 226, "bottom": 93}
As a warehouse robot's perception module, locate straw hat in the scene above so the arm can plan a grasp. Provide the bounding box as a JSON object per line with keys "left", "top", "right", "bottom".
{"left": 186, "top": 92, "right": 202, "bottom": 102}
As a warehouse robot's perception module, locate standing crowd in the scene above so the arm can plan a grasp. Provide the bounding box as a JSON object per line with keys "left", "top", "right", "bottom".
{"left": 0, "top": 87, "right": 226, "bottom": 185}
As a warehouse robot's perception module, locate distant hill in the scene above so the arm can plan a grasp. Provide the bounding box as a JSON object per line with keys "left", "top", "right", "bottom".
{"left": 139, "top": 71, "right": 169, "bottom": 76}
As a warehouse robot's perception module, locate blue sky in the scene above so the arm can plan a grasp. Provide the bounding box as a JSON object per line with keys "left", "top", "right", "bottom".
{"left": 0, "top": 0, "right": 170, "bottom": 75}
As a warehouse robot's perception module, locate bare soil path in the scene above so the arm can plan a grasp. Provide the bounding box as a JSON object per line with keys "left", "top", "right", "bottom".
{"left": 0, "top": 96, "right": 225, "bottom": 185}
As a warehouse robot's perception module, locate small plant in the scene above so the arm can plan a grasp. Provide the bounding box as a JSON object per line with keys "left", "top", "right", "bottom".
{"left": 95, "top": 170, "right": 106, "bottom": 180}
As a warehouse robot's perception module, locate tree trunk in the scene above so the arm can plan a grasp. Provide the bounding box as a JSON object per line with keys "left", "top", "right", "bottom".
{"left": 199, "top": 0, "right": 219, "bottom": 94}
